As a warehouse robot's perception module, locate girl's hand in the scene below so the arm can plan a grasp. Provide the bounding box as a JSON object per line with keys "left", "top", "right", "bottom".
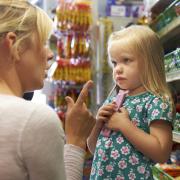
{"left": 96, "top": 103, "right": 117, "bottom": 129}
{"left": 106, "top": 107, "right": 131, "bottom": 131}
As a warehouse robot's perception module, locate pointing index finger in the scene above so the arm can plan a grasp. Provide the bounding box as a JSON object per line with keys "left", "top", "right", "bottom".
{"left": 76, "top": 80, "right": 93, "bottom": 106}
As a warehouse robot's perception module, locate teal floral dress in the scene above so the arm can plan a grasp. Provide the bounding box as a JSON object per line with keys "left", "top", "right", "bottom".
{"left": 90, "top": 92, "right": 173, "bottom": 180}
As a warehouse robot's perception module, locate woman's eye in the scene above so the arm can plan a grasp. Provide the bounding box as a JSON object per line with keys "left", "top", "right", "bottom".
{"left": 44, "top": 41, "right": 49, "bottom": 48}
{"left": 47, "top": 59, "right": 54, "bottom": 67}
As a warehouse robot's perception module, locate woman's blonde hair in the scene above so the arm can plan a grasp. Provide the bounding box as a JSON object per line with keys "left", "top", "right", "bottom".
{"left": 0, "top": 0, "right": 53, "bottom": 52}
{"left": 108, "top": 25, "right": 174, "bottom": 112}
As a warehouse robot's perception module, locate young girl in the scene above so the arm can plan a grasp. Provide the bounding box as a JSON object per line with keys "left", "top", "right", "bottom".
{"left": 88, "top": 25, "right": 174, "bottom": 180}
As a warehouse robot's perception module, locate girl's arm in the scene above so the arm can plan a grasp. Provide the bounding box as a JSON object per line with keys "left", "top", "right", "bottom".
{"left": 87, "top": 103, "right": 117, "bottom": 154}
{"left": 122, "top": 119, "right": 172, "bottom": 163}
{"left": 107, "top": 107, "right": 172, "bottom": 163}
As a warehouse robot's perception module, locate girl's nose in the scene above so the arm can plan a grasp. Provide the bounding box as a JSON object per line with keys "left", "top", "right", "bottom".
{"left": 115, "top": 64, "right": 123, "bottom": 74}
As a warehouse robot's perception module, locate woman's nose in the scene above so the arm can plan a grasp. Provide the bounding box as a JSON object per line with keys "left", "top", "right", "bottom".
{"left": 46, "top": 48, "right": 54, "bottom": 70}
{"left": 47, "top": 48, "right": 54, "bottom": 61}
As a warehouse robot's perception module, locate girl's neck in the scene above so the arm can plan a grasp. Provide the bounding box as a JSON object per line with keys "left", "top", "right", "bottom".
{"left": 128, "top": 85, "right": 146, "bottom": 96}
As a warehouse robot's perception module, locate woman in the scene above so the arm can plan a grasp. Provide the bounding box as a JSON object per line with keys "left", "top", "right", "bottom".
{"left": 0, "top": 1, "right": 95, "bottom": 179}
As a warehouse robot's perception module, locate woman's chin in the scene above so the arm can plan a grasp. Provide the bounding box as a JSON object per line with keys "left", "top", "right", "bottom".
{"left": 28, "top": 81, "right": 44, "bottom": 92}
{"left": 37, "top": 81, "right": 44, "bottom": 90}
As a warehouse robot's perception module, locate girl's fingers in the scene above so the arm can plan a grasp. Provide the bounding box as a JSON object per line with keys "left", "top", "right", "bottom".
{"left": 96, "top": 103, "right": 117, "bottom": 122}
{"left": 98, "top": 117, "right": 109, "bottom": 123}
{"left": 101, "top": 104, "right": 117, "bottom": 112}
{"left": 119, "top": 107, "right": 129, "bottom": 114}
{"left": 98, "top": 110, "right": 113, "bottom": 117}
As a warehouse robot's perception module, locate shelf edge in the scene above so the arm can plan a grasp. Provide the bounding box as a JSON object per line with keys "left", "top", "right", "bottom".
{"left": 158, "top": 17, "right": 180, "bottom": 42}
{"left": 166, "top": 70, "right": 180, "bottom": 82}
{"left": 173, "top": 131, "right": 180, "bottom": 143}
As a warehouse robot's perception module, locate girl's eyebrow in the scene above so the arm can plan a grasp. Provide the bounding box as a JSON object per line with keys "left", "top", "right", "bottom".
{"left": 110, "top": 52, "right": 134, "bottom": 59}
{"left": 120, "top": 53, "right": 134, "bottom": 58}
{"left": 110, "top": 58, "right": 117, "bottom": 61}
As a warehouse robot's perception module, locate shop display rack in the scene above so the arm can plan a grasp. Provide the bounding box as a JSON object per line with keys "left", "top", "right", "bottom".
{"left": 48, "top": 0, "right": 93, "bottom": 111}
{"left": 149, "top": 0, "right": 180, "bottom": 179}
{"left": 52, "top": 1, "right": 95, "bottom": 179}
{"left": 152, "top": 166, "right": 174, "bottom": 180}
{"left": 150, "top": 0, "right": 175, "bottom": 16}
{"left": 173, "top": 131, "right": 180, "bottom": 143}
{"left": 159, "top": 17, "right": 180, "bottom": 44}
{"left": 166, "top": 70, "right": 180, "bottom": 82}
{"left": 164, "top": 47, "right": 180, "bottom": 82}
{"left": 157, "top": 0, "right": 180, "bottom": 146}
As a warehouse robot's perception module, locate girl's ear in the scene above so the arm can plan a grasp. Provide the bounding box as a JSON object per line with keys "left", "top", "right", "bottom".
{"left": 5, "top": 32, "right": 20, "bottom": 61}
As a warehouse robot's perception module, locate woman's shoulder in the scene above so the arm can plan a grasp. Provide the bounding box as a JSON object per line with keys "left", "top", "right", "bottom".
{"left": 0, "top": 94, "right": 62, "bottom": 130}
{"left": 20, "top": 100, "right": 64, "bottom": 141}
{"left": 25, "top": 101, "right": 62, "bottom": 128}
{"left": 4, "top": 95, "right": 56, "bottom": 115}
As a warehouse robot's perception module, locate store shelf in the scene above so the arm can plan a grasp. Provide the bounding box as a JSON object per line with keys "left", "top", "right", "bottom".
{"left": 152, "top": 165, "right": 174, "bottom": 180}
{"left": 173, "top": 131, "right": 180, "bottom": 143}
{"left": 107, "top": 16, "right": 137, "bottom": 30}
{"left": 159, "top": 17, "right": 180, "bottom": 44}
{"left": 166, "top": 70, "right": 180, "bottom": 82}
{"left": 150, "top": 0, "right": 174, "bottom": 15}
{"left": 153, "top": 176, "right": 158, "bottom": 180}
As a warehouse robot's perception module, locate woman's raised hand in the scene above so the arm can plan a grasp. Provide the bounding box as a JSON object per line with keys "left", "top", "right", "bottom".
{"left": 65, "top": 80, "right": 95, "bottom": 150}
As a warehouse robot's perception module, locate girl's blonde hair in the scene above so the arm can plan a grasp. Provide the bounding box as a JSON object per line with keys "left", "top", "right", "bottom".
{"left": 108, "top": 25, "right": 174, "bottom": 112}
{"left": 0, "top": 0, "right": 53, "bottom": 52}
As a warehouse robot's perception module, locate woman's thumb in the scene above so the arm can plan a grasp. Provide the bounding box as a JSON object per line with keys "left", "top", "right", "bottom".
{"left": 65, "top": 96, "right": 74, "bottom": 110}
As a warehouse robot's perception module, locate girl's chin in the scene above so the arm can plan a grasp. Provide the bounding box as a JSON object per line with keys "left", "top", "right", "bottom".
{"left": 117, "top": 83, "right": 128, "bottom": 90}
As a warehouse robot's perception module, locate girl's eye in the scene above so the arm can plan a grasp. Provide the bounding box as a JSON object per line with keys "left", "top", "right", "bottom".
{"left": 123, "top": 58, "right": 131, "bottom": 64}
{"left": 111, "top": 61, "right": 117, "bottom": 67}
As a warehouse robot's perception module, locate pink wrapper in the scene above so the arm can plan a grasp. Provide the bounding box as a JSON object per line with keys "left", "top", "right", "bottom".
{"left": 103, "top": 89, "right": 129, "bottom": 137}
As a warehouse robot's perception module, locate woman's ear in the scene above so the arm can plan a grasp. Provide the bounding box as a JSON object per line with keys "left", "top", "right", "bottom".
{"left": 4, "top": 32, "right": 20, "bottom": 61}
{"left": 4, "top": 32, "right": 17, "bottom": 48}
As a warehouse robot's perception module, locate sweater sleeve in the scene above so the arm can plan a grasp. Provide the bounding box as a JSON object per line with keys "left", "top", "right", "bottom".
{"left": 64, "top": 144, "right": 86, "bottom": 180}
